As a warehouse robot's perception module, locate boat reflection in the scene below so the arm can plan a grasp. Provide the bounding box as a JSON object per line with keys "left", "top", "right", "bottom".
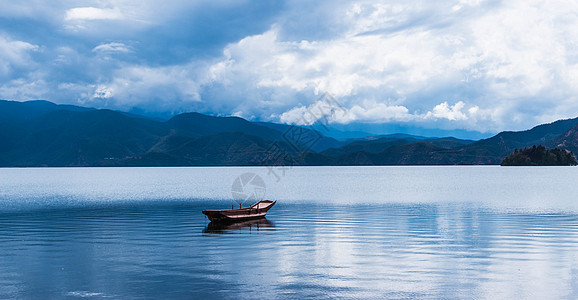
{"left": 203, "top": 217, "right": 274, "bottom": 234}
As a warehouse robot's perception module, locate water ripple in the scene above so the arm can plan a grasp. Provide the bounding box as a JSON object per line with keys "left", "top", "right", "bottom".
{"left": 0, "top": 167, "right": 577, "bottom": 299}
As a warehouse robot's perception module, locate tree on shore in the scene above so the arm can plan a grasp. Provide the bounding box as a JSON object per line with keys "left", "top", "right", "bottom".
{"left": 501, "top": 145, "right": 577, "bottom": 166}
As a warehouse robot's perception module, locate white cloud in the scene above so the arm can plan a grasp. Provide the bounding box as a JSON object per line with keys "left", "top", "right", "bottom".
{"left": 89, "top": 63, "right": 204, "bottom": 112}
{"left": 200, "top": 0, "right": 578, "bottom": 132}
{"left": 93, "top": 85, "right": 113, "bottom": 99}
{"left": 453, "top": 0, "right": 485, "bottom": 11}
{"left": 65, "top": 7, "right": 123, "bottom": 21}
{"left": 426, "top": 101, "right": 468, "bottom": 121}
{"left": 342, "top": 103, "right": 411, "bottom": 123}
{"left": 279, "top": 106, "right": 309, "bottom": 125}
{"left": 92, "top": 42, "right": 132, "bottom": 53}
{"left": 0, "top": 36, "right": 38, "bottom": 78}
{"left": 1, "top": 0, "right": 578, "bottom": 134}
{"left": 0, "top": 78, "right": 47, "bottom": 100}
{"left": 279, "top": 98, "right": 494, "bottom": 134}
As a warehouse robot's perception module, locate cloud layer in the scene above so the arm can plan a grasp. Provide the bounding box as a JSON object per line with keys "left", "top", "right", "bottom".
{"left": 1, "top": 0, "right": 578, "bottom": 134}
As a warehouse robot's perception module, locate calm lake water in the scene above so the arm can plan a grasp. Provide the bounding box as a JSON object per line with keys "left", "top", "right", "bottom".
{"left": 0, "top": 166, "right": 577, "bottom": 299}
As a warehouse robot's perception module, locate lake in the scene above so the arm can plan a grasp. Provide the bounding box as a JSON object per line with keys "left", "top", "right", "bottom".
{"left": 0, "top": 166, "right": 577, "bottom": 299}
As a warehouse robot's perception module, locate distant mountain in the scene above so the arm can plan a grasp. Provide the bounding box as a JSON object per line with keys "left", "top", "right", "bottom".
{"left": 118, "top": 132, "right": 297, "bottom": 166}
{"left": 453, "top": 117, "right": 578, "bottom": 164}
{"left": 168, "top": 113, "right": 279, "bottom": 139}
{"left": 304, "top": 142, "right": 452, "bottom": 165}
{"left": 549, "top": 124, "right": 578, "bottom": 155}
{"left": 165, "top": 114, "right": 344, "bottom": 152}
{"left": 0, "top": 100, "right": 93, "bottom": 123}
{"left": 309, "top": 117, "right": 578, "bottom": 165}
{"left": 0, "top": 100, "right": 576, "bottom": 167}
{"left": 323, "top": 122, "right": 493, "bottom": 140}
{"left": 4, "top": 109, "right": 167, "bottom": 167}
{"left": 320, "top": 135, "right": 473, "bottom": 157}
{"left": 253, "top": 122, "right": 346, "bottom": 152}
{"left": 0, "top": 100, "right": 320, "bottom": 166}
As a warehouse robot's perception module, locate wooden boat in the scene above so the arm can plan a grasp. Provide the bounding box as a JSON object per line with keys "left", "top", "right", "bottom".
{"left": 202, "top": 200, "right": 276, "bottom": 222}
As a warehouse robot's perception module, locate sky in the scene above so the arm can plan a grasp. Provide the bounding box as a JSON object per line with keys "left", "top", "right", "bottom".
{"left": 1, "top": 0, "right": 578, "bottom": 137}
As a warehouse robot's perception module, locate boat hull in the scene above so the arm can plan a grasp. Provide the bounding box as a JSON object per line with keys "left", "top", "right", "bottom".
{"left": 202, "top": 200, "right": 276, "bottom": 222}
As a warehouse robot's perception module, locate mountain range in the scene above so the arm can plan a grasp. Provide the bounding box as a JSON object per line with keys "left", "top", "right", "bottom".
{"left": 0, "top": 100, "right": 576, "bottom": 167}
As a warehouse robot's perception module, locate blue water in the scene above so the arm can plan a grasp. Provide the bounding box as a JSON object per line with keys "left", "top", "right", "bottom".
{"left": 0, "top": 166, "right": 577, "bottom": 299}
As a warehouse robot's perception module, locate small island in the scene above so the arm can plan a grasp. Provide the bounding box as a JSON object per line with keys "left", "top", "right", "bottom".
{"left": 501, "top": 145, "right": 577, "bottom": 166}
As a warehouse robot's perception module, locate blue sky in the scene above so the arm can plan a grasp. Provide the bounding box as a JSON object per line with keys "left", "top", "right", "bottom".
{"left": 1, "top": 0, "right": 577, "bottom": 137}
